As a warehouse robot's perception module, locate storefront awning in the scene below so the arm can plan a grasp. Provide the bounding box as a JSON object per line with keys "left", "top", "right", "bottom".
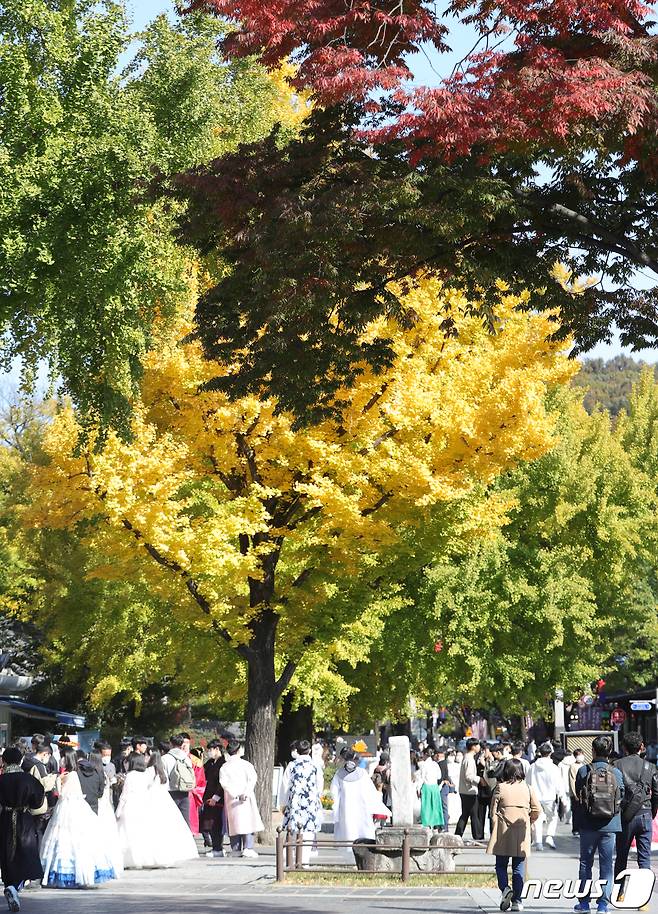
{"left": 605, "top": 687, "right": 657, "bottom": 704}
{"left": 0, "top": 698, "right": 86, "bottom": 729}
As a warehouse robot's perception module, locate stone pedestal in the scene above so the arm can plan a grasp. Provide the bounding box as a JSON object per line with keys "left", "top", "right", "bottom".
{"left": 376, "top": 825, "right": 429, "bottom": 848}
{"left": 389, "top": 735, "right": 414, "bottom": 826}
{"left": 352, "top": 829, "right": 464, "bottom": 874}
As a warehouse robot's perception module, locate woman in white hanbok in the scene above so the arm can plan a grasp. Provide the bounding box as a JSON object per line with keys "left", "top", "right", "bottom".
{"left": 116, "top": 752, "right": 198, "bottom": 868}
{"left": 145, "top": 752, "right": 199, "bottom": 866}
{"left": 40, "top": 751, "right": 117, "bottom": 889}
{"left": 115, "top": 754, "right": 155, "bottom": 868}
{"left": 91, "top": 751, "right": 124, "bottom": 878}
{"left": 331, "top": 750, "right": 390, "bottom": 858}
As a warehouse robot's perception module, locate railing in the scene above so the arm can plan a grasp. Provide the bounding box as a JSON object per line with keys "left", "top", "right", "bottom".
{"left": 275, "top": 828, "right": 492, "bottom": 883}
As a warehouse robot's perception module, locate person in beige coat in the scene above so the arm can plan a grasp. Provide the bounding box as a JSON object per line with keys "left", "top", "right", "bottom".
{"left": 487, "top": 758, "right": 541, "bottom": 912}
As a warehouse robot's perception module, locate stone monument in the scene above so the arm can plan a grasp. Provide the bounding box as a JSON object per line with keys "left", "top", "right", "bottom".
{"left": 353, "top": 733, "right": 464, "bottom": 874}
{"left": 388, "top": 735, "right": 415, "bottom": 825}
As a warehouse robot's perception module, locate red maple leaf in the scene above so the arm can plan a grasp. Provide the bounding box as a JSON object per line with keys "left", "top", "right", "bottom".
{"left": 184, "top": 0, "right": 658, "bottom": 164}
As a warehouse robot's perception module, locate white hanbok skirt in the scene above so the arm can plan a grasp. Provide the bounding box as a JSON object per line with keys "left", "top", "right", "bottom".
{"left": 117, "top": 773, "right": 198, "bottom": 868}
{"left": 98, "top": 788, "right": 124, "bottom": 876}
{"left": 41, "top": 779, "right": 117, "bottom": 888}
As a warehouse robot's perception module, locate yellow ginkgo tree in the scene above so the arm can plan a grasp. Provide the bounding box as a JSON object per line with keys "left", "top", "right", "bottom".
{"left": 26, "top": 274, "right": 574, "bottom": 826}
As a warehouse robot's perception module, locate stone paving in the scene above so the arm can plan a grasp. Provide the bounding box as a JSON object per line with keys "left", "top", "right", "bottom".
{"left": 13, "top": 823, "right": 658, "bottom": 914}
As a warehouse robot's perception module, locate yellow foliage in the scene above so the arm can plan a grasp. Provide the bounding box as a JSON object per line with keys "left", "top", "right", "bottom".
{"left": 551, "top": 262, "right": 599, "bottom": 296}
{"left": 268, "top": 62, "right": 311, "bottom": 129}
{"left": 25, "top": 275, "right": 575, "bottom": 696}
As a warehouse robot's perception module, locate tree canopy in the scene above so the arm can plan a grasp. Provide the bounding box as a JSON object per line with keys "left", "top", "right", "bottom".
{"left": 188, "top": 0, "right": 656, "bottom": 156}
{"left": 11, "top": 361, "right": 658, "bottom": 736}
{"left": 0, "top": 0, "right": 303, "bottom": 432}
{"left": 176, "top": 0, "right": 658, "bottom": 421}
{"left": 342, "top": 384, "right": 658, "bottom": 725}
{"left": 23, "top": 272, "right": 572, "bottom": 823}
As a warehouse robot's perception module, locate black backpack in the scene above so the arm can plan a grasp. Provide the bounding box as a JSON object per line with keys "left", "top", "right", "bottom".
{"left": 580, "top": 764, "right": 621, "bottom": 819}
{"left": 620, "top": 761, "right": 653, "bottom": 824}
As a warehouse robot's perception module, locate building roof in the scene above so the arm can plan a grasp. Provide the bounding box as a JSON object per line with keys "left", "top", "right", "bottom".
{"left": 0, "top": 697, "right": 86, "bottom": 729}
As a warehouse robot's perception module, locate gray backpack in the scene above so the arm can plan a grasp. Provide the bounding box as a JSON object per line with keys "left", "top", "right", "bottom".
{"left": 169, "top": 756, "right": 195, "bottom": 792}
{"left": 580, "top": 764, "right": 621, "bottom": 819}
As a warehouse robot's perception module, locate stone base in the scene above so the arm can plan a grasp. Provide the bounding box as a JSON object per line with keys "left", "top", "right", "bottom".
{"left": 376, "top": 825, "right": 430, "bottom": 848}
{"left": 352, "top": 828, "right": 464, "bottom": 874}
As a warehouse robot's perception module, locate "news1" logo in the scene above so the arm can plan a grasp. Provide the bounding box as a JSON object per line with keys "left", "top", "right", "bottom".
{"left": 522, "top": 870, "right": 656, "bottom": 908}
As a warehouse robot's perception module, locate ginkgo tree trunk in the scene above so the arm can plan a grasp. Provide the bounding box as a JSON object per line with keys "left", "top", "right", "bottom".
{"left": 26, "top": 274, "right": 575, "bottom": 831}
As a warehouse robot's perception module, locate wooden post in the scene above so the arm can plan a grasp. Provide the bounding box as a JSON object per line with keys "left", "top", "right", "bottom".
{"left": 401, "top": 828, "right": 410, "bottom": 883}
{"left": 286, "top": 829, "right": 295, "bottom": 870}
{"left": 276, "top": 828, "right": 286, "bottom": 883}
{"left": 295, "top": 830, "right": 303, "bottom": 869}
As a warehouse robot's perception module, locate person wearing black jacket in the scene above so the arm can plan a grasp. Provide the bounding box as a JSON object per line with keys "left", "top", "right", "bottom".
{"left": 0, "top": 747, "right": 46, "bottom": 912}
{"left": 483, "top": 744, "right": 507, "bottom": 835}
{"left": 434, "top": 749, "right": 452, "bottom": 832}
{"left": 614, "top": 731, "right": 658, "bottom": 881}
{"left": 76, "top": 752, "right": 105, "bottom": 815}
{"left": 202, "top": 739, "right": 226, "bottom": 857}
{"left": 474, "top": 745, "right": 496, "bottom": 840}
{"left": 112, "top": 740, "right": 132, "bottom": 777}
{"left": 22, "top": 740, "right": 58, "bottom": 836}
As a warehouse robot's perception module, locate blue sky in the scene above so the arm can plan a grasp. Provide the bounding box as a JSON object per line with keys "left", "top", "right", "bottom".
{"left": 126, "top": 0, "right": 173, "bottom": 28}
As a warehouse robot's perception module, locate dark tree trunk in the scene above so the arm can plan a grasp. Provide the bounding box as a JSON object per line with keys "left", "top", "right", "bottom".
{"left": 276, "top": 692, "right": 313, "bottom": 767}
{"left": 244, "top": 646, "right": 278, "bottom": 843}
{"left": 241, "top": 598, "right": 296, "bottom": 842}
{"left": 240, "top": 542, "right": 297, "bottom": 841}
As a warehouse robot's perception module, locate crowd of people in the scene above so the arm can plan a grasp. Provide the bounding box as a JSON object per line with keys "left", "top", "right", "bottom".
{"left": 319, "top": 731, "right": 658, "bottom": 912}
{"left": 0, "top": 731, "right": 263, "bottom": 912}
{"left": 3, "top": 728, "right": 657, "bottom": 913}
{"left": 443, "top": 732, "right": 658, "bottom": 913}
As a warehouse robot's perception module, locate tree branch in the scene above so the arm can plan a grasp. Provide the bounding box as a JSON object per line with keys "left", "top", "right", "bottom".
{"left": 291, "top": 567, "right": 315, "bottom": 588}
{"left": 286, "top": 504, "right": 322, "bottom": 531}
{"left": 548, "top": 202, "right": 658, "bottom": 271}
{"left": 274, "top": 660, "right": 297, "bottom": 699}
{"left": 118, "top": 516, "right": 245, "bottom": 654}
{"left": 518, "top": 191, "right": 658, "bottom": 274}
{"left": 236, "top": 431, "right": 261, "bottom": 485}
{"left": 362, "top": 491, "right": 393, "bottom": 516}
{"left": 360, "top": 427, "right": 398, "bottom": 454}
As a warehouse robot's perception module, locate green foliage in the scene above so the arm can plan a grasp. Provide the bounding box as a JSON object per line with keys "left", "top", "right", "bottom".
{"left": 26, "top": 526, "right": 242, "bottom": 712}
{"left": 0, "top": 1, "right": 292, "bottom": 434}
{"left": 343, "top": 387, "right": 658, "bottom": 722}
{"left": 573, "top": 356, "right": 655, "bottom": 417}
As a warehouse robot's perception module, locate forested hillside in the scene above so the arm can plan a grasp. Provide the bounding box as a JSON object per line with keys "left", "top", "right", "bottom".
{"left": 574, "top": 356, "right": 656, "bottom": 415}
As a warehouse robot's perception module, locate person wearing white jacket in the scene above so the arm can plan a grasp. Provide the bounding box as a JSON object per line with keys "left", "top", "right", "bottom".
{"left": 527, "top": 743, "right": 567, "bottom": 850}
{"left": 219, "top": 741, "right": 264, "bottom": 858}
{"left": 558, "top": 750, "right": 576, "bottom": 826}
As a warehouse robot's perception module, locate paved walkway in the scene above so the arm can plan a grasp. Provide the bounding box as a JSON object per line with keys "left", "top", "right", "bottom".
{"left": 15, "top": 824, "right": 658, "bottom": 913}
